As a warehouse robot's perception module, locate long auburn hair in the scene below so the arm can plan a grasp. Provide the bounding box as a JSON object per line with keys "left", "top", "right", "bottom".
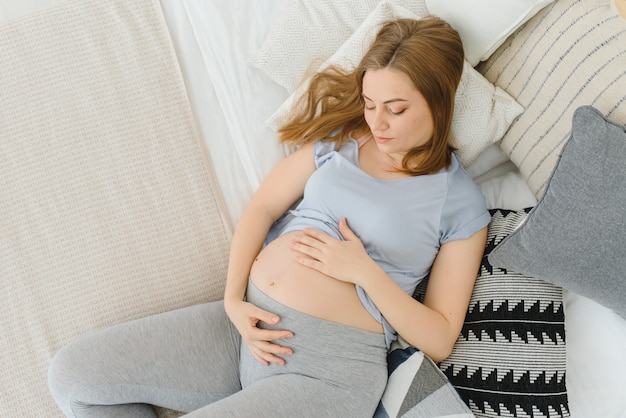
{"left": 278, "top": 17, "right": 464, "bottom": 176}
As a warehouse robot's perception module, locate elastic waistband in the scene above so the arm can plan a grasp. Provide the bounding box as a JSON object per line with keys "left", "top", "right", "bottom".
{"left": 246, "top": 280, "right": 386, "bottom": 363}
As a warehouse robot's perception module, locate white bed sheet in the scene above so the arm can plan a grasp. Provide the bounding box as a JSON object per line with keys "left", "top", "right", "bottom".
{"left": 180, "top": 0, "right": 291, "bottom": 225}
{"left": 157, "top": 0, "right": 237, "bottom": 230}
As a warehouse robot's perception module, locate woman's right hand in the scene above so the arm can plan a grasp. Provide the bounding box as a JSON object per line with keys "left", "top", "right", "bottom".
{"left": 224, "top": 298, "right": 293, "bottom": 366}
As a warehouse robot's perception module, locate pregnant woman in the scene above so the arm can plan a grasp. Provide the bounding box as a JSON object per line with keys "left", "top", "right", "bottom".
{"left": 49, "top": 16, "right": 489, "bottom": 417}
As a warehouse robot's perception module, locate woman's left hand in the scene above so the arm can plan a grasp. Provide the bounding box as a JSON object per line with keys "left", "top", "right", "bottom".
{"left": 290, "top": 218, "right": 378, "bottom": 285}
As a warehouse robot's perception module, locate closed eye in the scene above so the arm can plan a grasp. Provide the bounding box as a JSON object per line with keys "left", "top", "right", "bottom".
{"left": 364, "top": 104, "right": 406, "bottom": 115}
{"left": 389, "top": 107, "right": 405, "bottom": 115}
{"left": 362, "top": 93, "right": 408, "bottom": 115}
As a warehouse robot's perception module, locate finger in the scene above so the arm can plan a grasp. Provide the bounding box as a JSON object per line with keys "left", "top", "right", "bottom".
{"left": 339, "top": 218, "right": 358, "bottom": 241}
{"left": 251, "top": 305, "right": 281, "bottom": 326}
{"left": 251, "top": 341, "right": 293, "bottom": 366}
{"left": 259, "top": 339, "right": 294, "bottom": 357}
{"left": 302, "top": 228, "right": 330, "bottom": 243}
{"left": 290, "top": 239, "right": 322, "bottom": 259}
{"left": 259, "top": 351, "right": 286, "bottom": 366}
{"left": 251, "top": 350, "right": 269, "bottom": 366}
{"left": 251, "top": 346, "right": 283, "bottom": 366}
{"left": 294, "top": 233, "right": 319, "bottom": 246}
{"left": 294, "top": 255, "right": 324, "bottom": 271}
{"left": 253, "top": 327, "right": 294, "bottom": 342}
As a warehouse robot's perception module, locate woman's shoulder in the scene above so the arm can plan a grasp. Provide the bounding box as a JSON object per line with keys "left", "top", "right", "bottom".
{"left": 441, "top": 154, "right": 489, "bottom": 213}
{"left": 439, "top": 153, "right": 490, "bottom": 242}
{"left": 313, "top": 138, "right": 358, "bottom": 168}
{"left": 445, "top": 154, "right": 477, "bottom": 188}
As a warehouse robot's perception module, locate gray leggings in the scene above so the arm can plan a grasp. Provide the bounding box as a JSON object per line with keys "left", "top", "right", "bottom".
{"left": 48, "top": 281, "right": 388, "bottom": 417}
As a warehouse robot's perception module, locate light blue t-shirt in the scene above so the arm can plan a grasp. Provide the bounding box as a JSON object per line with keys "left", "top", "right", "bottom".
{"left": 267, "top": 139, "right": 490, "bottom": 347}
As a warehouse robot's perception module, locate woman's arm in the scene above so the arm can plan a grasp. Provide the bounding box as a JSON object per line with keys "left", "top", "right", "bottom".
{"left": 365, "top": 227, "right": 487, "bottom": 362}
{"left": 291, "top": 221, "right": 487, "bottom": 363}
{"left": 223, "top": 142, "right": 316, "bottom": 366}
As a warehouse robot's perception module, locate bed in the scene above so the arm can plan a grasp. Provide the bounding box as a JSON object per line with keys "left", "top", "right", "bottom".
{"left": 1, "top": 0, "right": 625, "bottom": 417}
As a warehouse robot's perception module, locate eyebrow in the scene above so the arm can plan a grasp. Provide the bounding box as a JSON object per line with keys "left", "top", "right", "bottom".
{"left": 361, "top": 93, "right": 408, "bottom": 104}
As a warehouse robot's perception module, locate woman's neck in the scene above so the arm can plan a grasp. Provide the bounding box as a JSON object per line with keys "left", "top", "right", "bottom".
{"left": 357, "top": 136, "right": 410, "bottom": 180}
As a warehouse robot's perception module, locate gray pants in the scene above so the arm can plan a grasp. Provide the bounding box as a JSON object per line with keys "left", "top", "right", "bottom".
{"left": 48, "top": 281, "right": 388, "bottom": 417}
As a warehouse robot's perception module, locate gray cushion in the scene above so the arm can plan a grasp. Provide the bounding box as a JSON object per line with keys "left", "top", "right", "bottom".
{"left": 488, "top": 106, "right": 626, "bottom": 318}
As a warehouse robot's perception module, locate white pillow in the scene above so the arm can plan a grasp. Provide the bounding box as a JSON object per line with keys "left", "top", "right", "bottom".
{"left": 425, "top": 0, "right": 555, "bottom": 66}
{"left": 479, "top": 171, "right": 537, "bottom": 210}
{"left": 564, "top": 290, "right": 626, "bottom": 418}
{"left": 250, "top": 0, "right": 428, "bottom": 93}
{"left": 250, "top": 0, "right": 555, "bottom": 92}
{"left": 465, "top": 143, "right": 510, "bottom": 179}
{"left": 266, "top": 2, "right": 524, "bottom": 167}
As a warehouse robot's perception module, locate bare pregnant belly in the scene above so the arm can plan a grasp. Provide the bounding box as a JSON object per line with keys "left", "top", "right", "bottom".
{"left": 250, "top": 231, "right": 383, "bottom": 334}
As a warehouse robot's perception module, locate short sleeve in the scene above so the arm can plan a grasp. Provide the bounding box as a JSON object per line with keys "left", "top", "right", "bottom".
{"left": 313, "top": 139, "right": 360, "bottom": 168}
{"left": 314, "top": 140, "right": 339, "bottom": 168}
{"left": 440, "top": 156, "right": 490, "bottom": 244}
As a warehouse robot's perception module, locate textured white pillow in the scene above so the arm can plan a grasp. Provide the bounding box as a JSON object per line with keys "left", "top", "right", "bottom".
{"left": 266, "top": 2, "right": 524, "bottom": 167}
{"left": 425, "top": 0, "right": 554, "bottom": 66}
{"left": 250, "top": 0, "right": 554, "bottom": 91}
{"left": 250, "top": 0, "right": 428, "bottom": 93}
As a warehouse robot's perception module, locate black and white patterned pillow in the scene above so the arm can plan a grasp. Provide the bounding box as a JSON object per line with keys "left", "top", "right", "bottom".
{"left": 437, "top": 208, "right": 569, "bottom": 417}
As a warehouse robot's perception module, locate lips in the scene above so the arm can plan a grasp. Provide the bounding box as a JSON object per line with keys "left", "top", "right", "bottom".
{"left": 374, "top": 135, "right": 392, "bottom": 144}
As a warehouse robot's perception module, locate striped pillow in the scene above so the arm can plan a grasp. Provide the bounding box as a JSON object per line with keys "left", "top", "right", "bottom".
{"left": 479, "top": 0, "right": 626, "bottom": 198}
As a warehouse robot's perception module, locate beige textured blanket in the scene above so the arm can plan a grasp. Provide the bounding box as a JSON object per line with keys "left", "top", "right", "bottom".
{"left": 0, "top": 0, "right": 231, "bottom": 416}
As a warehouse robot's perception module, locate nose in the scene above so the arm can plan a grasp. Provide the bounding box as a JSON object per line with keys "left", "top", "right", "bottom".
{"left": 369, "top": 108, "right": 389, "bottom": 131}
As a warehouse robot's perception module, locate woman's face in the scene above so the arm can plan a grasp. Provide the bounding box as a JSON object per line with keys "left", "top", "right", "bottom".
{"left": 362, "top": 68, "right": 434, "bottom": 158}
